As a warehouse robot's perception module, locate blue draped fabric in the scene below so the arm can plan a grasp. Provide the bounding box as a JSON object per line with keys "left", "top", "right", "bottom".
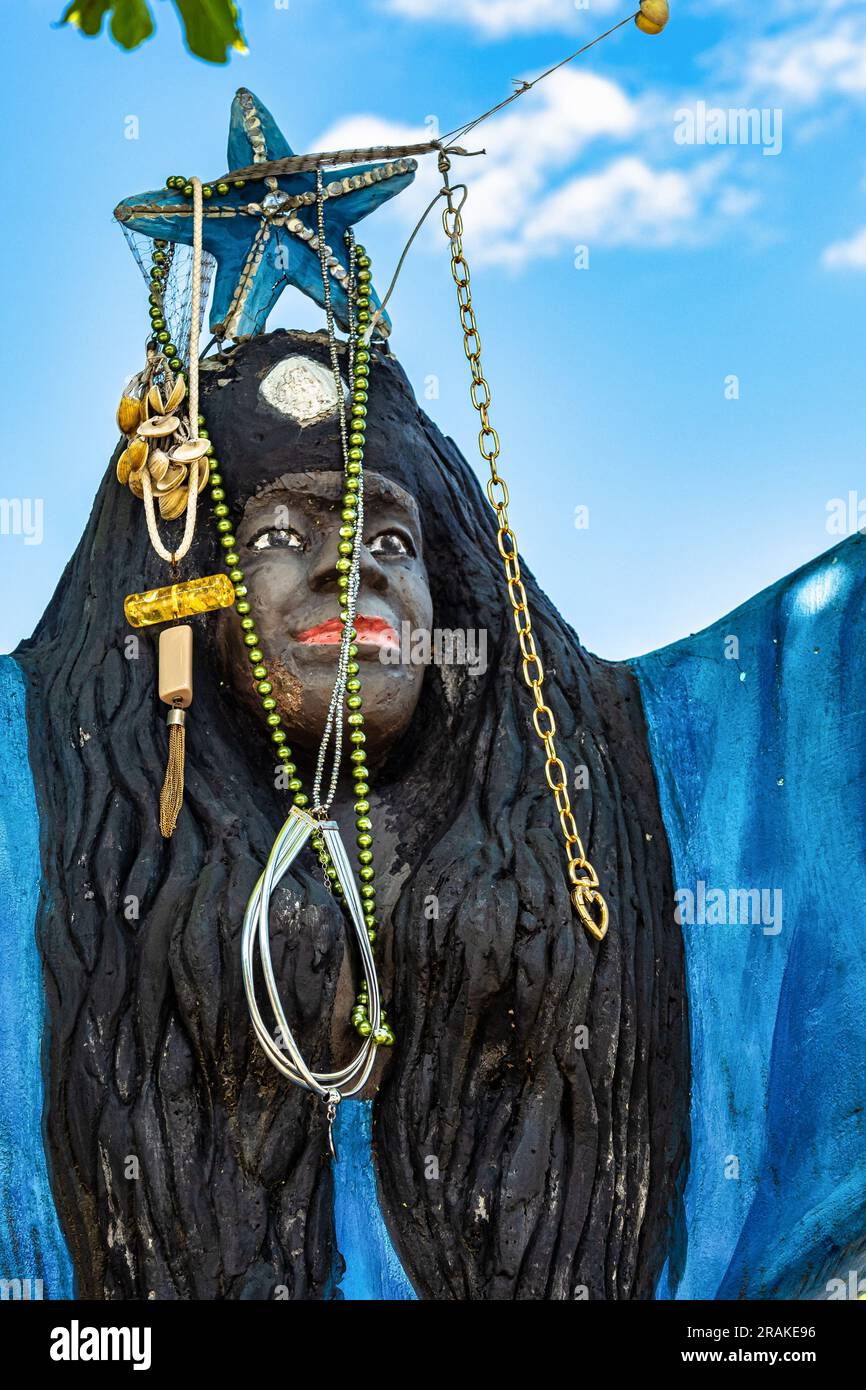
{"left": 331, "top": 1100, "right": 417, "bottom": 1300}
{"left": 0, "top": 656, "right": 74, "bottom": 1298}
{"left": 634, "top": 534, "right": 866, "bottom": 1299}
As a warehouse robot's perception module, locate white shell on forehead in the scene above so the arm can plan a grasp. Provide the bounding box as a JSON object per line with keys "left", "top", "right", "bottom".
{"left": 259, "top": 355, "right": 346, "bottom": 426}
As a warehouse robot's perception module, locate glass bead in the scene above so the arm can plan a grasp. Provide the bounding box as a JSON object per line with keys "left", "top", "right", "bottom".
{"left": 124, "top": 572, "right": 236, "bottom": 628}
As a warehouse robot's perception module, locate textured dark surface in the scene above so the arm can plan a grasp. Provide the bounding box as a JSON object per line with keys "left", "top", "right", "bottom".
{"left": 15, "top": 330, "right": 689, "bottom": 1300}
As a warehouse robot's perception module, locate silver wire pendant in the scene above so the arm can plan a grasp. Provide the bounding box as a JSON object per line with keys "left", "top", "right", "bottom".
{"left": 241, "top": 807, "right": 382, "bottom": 1111}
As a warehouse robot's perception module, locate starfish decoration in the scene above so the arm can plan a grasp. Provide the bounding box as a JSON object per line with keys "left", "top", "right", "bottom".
{"left": 114, "top": 88, "right": 417, "bottom": 341}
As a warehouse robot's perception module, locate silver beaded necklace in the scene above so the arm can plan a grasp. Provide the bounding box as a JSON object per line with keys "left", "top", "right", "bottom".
{"left": 241, "top": 171, "right": 383, "bottom": 1157}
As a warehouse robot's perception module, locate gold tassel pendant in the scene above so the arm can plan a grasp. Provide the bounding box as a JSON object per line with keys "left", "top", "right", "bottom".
{"left": 159, "top": 712, "right": 186, "bottom": 837}
{"left": 158, "top": 625, "right": 193, "bottom": 838}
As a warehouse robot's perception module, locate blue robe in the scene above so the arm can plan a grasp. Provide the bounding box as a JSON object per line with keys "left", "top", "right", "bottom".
{"left": 3, "top": 532, "right": 865, "bottom": 1300}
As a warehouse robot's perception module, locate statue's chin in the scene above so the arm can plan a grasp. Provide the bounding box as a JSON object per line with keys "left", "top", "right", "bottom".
{"left": 233, "top": 647, "right": 424, "bottom": 767}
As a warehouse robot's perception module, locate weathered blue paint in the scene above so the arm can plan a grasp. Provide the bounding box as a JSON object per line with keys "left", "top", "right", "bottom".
{"left": 331, "top": 1099, "right": 417, "bottom": 1301}
{"left": 634, "top": 535, "right": 866, "bottom": 1300}
{"left": 115, "top": 89, "right": 416, "bottom": 340}
{"left": 0, "top": 656, "right": 74, "bottom": 1298}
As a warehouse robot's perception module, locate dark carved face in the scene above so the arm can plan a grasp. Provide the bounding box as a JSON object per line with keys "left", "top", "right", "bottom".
{"left": 221, "top": 469, "right": 433, "bottom": 762}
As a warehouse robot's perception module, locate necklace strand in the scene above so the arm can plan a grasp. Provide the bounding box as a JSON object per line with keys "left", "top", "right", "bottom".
{"left": 150, "top": 172, "right": 392, "bottom": 1046}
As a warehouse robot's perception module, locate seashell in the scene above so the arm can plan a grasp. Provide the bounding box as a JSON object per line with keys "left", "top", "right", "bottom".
{"left": 163, "top": 376, "right": 186, "bottom": 413}
{"left": 154, "top": 461, "right": 188, "bottom": 493}
{"left": 196, "top": 457, "right": 210, "bottom": 490}
{"left": 170, "top": 438, "right": 210, "bottom": 463}
{"left": 159, "top": 486, "right": 188, "bottom": 521}
{"left": 116, "top": 440, "right": 146, "bottom": 486}
{"left": 148, "top": 384, "right": 166, "bottom": 416}
{"left": 137, "top": 414, "right": 180, "bottom": 439}
{"left": 116, "top": 395, "right": 141, "bottom": 435}
{"left": 147, "top": 449, "right": 171, "bottom": 484}
{"left": 128, "top": 468, "right": 145, "bottom": 500}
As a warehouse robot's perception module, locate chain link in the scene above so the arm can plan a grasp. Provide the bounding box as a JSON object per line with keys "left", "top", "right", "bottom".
{"left": 440, "top": 173, "right": 609, "bottom": 943}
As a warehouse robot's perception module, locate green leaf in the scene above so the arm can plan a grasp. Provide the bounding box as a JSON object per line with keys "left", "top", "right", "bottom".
{"left": 59, "top": 0, "right": 246, "bottom": 60}
{"left": 59, "top": 1, "right": 114, "bottom": 37}
{"left": 109, "top": 0, "right": 155, "bottom": 49}
{"left": 174, "top": 0, "right": 246, "bottom": 64}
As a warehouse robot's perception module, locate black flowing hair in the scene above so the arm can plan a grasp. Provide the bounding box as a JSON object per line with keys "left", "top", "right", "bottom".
{"left": 16, "top": 330, "right": 689, "bottom": 1300}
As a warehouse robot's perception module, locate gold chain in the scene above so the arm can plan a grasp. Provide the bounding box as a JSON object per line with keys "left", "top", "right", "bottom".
{"left": 440, "top": 168, "right": 609, "bottom": 942}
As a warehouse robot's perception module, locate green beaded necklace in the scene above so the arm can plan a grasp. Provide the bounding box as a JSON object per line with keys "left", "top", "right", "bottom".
{"left": 148, "top": 184, "right": 393, "bottom": 1050}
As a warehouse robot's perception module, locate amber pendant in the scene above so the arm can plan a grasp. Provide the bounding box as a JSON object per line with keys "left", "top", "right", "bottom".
{"left": 124, "top": 572, "right": 235, "bottom": 628}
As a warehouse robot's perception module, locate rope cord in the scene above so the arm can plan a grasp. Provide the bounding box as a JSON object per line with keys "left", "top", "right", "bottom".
{"left": 141, "top": 176, "right": 204, "bottom": 565}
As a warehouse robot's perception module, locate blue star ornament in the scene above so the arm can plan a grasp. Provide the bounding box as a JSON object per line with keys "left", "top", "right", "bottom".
{"left": 114, "top": 89, "right": 417, "bottom": 340}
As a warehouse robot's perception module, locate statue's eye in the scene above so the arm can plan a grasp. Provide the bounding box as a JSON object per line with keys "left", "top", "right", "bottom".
{"left": 250, "top": 527, "right": 305, "bottom": 551}
{"left": 368, "top": 530, "right": 413, "bottom": 558}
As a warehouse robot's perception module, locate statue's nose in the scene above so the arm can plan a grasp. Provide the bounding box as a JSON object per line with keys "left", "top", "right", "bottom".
{"left": 307, "top": 530, "right": 388, "bottom": 595}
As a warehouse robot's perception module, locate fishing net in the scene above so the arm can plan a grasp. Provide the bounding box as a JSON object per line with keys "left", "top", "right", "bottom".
{"left": 121, "top": 225, "right": 216, "bottom": 365}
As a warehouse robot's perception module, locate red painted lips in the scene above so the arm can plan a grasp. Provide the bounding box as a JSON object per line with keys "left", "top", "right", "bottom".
{"left": 295, "top": 616, "right": 399, "bottom": 650}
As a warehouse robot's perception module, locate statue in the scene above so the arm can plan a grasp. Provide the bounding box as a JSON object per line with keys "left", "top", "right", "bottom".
{"left": 1, "top": 74, "right": 864, "bottom": 1304}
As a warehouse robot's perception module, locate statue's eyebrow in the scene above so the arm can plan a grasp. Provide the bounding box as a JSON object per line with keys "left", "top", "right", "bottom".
{"left": 247, "top": 471, "right": 420, "bottom": 519}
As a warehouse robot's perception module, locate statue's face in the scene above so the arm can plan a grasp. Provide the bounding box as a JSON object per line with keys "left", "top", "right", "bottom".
{"left": 223, "top": 469, "right": 433, "bottom": 762}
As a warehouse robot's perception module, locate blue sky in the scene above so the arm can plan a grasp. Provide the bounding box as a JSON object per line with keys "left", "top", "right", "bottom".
{"left": 2, "top": 0, "right": 866, "bottom": 658}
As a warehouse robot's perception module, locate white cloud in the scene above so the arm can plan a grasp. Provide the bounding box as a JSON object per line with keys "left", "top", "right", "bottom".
{"left": 742, "top": 15, "right": 866, "bottom": 105}
{"left": 823, "top": 224, "right": 866, "bottom": 268}
{"left": 474, "top": 156, "right": 734, "bottom": 266}
{"left": 383, "top": 0, "right": 622, "bottom": 40}
{"left": 316, "top": 66, "right": 755, "bottom": 268}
